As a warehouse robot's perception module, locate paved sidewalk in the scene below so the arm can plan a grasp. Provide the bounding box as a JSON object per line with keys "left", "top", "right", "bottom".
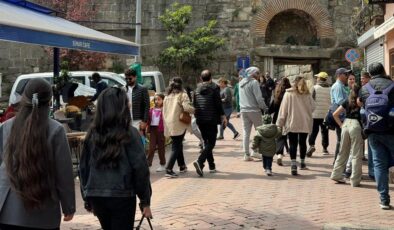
{"left": 63, "top": 117, "right": 394, "bottom": 230}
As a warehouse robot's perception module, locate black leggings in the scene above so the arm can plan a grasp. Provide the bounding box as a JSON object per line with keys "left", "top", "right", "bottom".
{"left": 90, "top": 196, "right": 137, "bottom": 230}
{"left": 288, "top": 132, "right": 308, "bottom": 160}
{"left": 0, "top": 224, "right": 59, "bottom": 230}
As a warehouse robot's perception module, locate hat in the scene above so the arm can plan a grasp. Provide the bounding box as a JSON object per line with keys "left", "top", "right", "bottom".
{"left": 245, "top": 67, "right": 260, "bottom": 78}
{"left": 314, "top": 72, "right": 328, "bottom": 80}
{"left": 262, "top": 114, "right": 272, "bottom": 124}
{"left": 335, "top": 68, "right": 352, "bottom": 76}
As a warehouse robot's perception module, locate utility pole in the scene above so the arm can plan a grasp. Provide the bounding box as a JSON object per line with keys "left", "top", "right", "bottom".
{"left": 135, "top": 0, "right": 142, "bottom": 63}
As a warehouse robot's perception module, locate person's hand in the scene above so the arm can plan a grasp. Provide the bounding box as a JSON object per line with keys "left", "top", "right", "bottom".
{"left": 222, "top": 117, "right": 228, "bottom": 128}
{"left": 63, "top": 213, "right": 74, "bottom": 221}
{"left": 140, "top": 122, "right": 147, "bottom": 130}
{"left": 142, "top": 206, "right": 153, "bottom": 219}
{"left": 84, "top": 201, "right": 93, "bottom": 213}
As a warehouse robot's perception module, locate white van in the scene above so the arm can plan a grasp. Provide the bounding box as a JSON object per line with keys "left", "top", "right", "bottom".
{"left": 119, "top": 71, "right": 166, "bottom": 94}
{"left": 9, "top": 71, "right": 125, "bottom": 105}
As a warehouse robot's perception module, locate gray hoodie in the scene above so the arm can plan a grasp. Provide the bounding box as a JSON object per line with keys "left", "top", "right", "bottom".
{"left": 239, "top": 77, "right": 267, "bottom": 112}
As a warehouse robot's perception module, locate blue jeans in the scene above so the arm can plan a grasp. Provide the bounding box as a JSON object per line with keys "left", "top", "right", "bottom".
{"left": 369, "top": 133, "right": 394, "bottom": 204}
{"left": 367, "top": 140, "right": 374, "bottom": 178}
{"left": 263, "top": 156, "right": 273, "bottom": 170}
{"left": 219, "top": 107, "right": 238, "bottom": 137}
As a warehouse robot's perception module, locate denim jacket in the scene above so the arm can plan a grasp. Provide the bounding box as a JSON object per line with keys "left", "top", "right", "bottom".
{"left": 79, "top": 127, "right": 151, "bottom": 207}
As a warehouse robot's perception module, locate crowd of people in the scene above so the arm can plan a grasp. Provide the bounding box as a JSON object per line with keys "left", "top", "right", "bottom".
{"left": 0, "top": 61, "right": 393, "bottom": 229}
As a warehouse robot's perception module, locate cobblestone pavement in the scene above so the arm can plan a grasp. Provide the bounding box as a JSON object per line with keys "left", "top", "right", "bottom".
{"left": 63, "top": 117, "right": 394, "bottom": 230}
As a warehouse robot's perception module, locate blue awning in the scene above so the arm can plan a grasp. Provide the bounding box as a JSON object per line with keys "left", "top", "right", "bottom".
{"left": 0, "top": 1, "right": 139, "bottom": 56}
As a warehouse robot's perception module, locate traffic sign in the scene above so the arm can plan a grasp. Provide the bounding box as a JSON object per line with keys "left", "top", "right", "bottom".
{"left": 345, "top": 49, "right": 361, "bottom": 63}
{"left": 237, "top": 56, "right": 250, "bottom": 70}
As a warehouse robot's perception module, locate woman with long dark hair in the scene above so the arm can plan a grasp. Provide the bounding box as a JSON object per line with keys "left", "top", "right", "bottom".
{"left": 276, "top": 76, "right": 315, "bottom": 175}
{"left": 163, "top": 77, "right": 195, "bottom": 178}
{"left": 0, "top": 78, "right": 75, "bottom": 229}
{"left": 79, "top": 87, "right": 152, "bottom": 229}
{"left": 331, "top": 84, "right": 364, "bottom": 187}
{"left": 270, "top": 78, "right": 291, "bottom": 166}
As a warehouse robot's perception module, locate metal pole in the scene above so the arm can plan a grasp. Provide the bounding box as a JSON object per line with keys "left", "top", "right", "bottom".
{"left": 135, "top": 0, "right": 142, "bottom": 63}
{"left": 53, "top": 47, "right": 60, "bottom": 109}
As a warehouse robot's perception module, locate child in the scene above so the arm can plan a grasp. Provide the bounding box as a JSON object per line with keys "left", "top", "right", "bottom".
{"left": 147, "top": 93, "right": 166, "bottom": 172}
{"left": 252, "top": 114, "right": 282, "bottom": 176}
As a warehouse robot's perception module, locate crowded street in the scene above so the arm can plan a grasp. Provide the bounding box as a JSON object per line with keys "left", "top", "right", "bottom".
{"left": 63, "top": 118, "right": 394, "bottom": 230}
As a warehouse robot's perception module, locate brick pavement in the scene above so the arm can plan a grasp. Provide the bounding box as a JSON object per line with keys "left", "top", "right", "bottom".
{"left": 62, "top": 117, "right": 394, "bottom": 230}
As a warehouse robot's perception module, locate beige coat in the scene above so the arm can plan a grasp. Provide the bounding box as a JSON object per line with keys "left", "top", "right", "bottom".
{"left": 276, "top": 88, "right": 315, "bottom": 135}
{"left": 163, "top": 92, "right": 195, "bottom": 137}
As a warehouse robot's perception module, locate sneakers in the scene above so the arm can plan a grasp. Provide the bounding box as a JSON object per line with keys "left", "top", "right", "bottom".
{"left": 165, "top": 170, "right": 178, "bottom": 178}
{"left": 251, "top": 151, "right": 262, "bottom": 160}
{"left": 323, "top": 148, "right": 329, "bottom": 155}
{"left": 243, "top": 155, "right": 254, "bottom": 161}
{"left": 300, "top": 162, "right": 308, "bottom": 170}
{"left": 306, "top": 146, "right": 316, "bottom": 157}
{"left": 193, "top": 161, "right": 204, "bottom": 177}
{"left": 209, "top": 169, "right": 217, "bottom": 173}
{"left": 380, "top": 201, "right": 391, "bottom": 210}
{"left": 216, "top": 136, "right": 224, "bottom": 140}
{"left": 266, "top": 169, "right": 272, "bottom": 176}
{"left": 156, "top": 165, "right": 166, "bottom": 172}
{"left": 179, "top": 166, "right": 188, "bottom": 173}
{"left": 233, "top": 132, "right": 240, "bottom": 140}
{"left": 332, "top": 178, "right": 346, "bottom": 184}
{"left": 277, "top": 154, "right": 283, "bottom": 166}
{"left": 291, "top": 165, "right": 298, "bottom": 176}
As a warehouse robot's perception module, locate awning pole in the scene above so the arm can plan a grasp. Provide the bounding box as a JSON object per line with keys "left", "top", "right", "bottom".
{"left": 135, "top": 0, "right": 142, "bottom": 63}
{"left": 53, "top": 47, "right": 60, "bottom": 109}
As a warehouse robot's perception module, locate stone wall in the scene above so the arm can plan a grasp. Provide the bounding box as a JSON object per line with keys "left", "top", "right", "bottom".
{"left": 0, "top": 0, "right": 361, "bottom": 97}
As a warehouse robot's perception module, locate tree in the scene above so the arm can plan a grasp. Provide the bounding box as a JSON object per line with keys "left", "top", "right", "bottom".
{"left": 35, "top": 0, "right": 107, "bottom": 70}
{"left": 158, "top": 3, "right": 225, "bottom": 81}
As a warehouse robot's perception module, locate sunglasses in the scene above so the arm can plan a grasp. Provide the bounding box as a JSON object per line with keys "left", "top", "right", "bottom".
{"left": 125, "top": 77, "right": 135, "bottom": 81}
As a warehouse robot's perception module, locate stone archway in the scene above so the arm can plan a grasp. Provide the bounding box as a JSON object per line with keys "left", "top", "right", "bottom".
{"left": 252, "top": 0, "right": 335, "bottom": 47}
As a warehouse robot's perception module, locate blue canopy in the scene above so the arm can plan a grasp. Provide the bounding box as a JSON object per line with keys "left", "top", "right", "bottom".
{"left": 0, "top": 0, "right": 139, "bottom": 56}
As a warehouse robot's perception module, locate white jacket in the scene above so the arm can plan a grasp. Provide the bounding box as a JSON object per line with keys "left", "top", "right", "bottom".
{"left": 276, "top": 88, "right": 315, "bottom": 135}
{"left": 312, "top": 83, "right": 331, "bottom": 119}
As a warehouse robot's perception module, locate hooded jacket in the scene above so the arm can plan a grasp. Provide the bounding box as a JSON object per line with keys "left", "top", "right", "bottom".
{"left": 239, "top": 78, "right": 267, "bottom": 112}
{"left": 252, "top": 124, "right": 281, "bottom": 157}
{"left": 194, "top": 82, "right": 224, "bottom": 125}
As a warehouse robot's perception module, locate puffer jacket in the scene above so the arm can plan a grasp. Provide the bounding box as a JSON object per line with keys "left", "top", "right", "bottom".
{"left": 239, "top": 77, "right": 267, "bottom": 112}
{"left": 194, "top": 82, "right": 224, "bottom": 125}
{"left": 252, "top": 124, "right": 281, "bottom": 157}
{"left": 359, "top": 74, "right": 394, "bottom": 134}
{"left": 312, "top": 82, "right": 331, "bottom": 119}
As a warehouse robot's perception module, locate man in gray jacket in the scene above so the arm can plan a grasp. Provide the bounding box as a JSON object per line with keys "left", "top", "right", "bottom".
{"left": 239, "top": 66, "right": 267, "bottom": 161}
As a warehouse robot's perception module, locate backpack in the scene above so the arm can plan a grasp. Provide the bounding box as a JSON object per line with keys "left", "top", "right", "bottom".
{"left": 363, "top": 82, "right": 394, "bottom": 132}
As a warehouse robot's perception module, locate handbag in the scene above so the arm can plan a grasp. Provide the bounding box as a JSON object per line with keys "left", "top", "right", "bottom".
{"left": 135, "top": 216, "right": 153, "bottom": 230}
{"left": 178, "top": 95, "right": 191, "bottom": 124}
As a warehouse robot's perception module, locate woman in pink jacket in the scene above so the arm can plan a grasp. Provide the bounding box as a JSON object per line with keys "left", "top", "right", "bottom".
{"left": 276, "top": 76, "right": 315, "bottom": 175}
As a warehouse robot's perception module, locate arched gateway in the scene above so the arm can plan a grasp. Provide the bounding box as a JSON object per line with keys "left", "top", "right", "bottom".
{"left": 250, "top": 0, "right": 337, "bottom": 78}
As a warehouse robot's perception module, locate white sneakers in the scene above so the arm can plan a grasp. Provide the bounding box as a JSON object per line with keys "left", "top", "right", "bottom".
{"left": 250, "top": 151, "right": 262, "bottom": 160}
{"left": 243, "top": 155, "right": 253, "bottom": 161}
{"left": 156, "top": 165, "right": 166, "bottom": 172}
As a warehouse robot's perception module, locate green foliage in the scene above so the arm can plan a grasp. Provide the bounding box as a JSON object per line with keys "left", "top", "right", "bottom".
{"left": 158, "top": 3, "right": 225, "bottom": 79}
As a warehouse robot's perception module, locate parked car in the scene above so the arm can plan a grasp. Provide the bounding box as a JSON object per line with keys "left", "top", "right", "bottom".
{"left": 9, "top": 71, "right": 126, "bottom": 105}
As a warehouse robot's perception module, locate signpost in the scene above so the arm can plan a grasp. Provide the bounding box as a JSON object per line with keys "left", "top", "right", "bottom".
{"left": 237, "top": 56, "right": 250, "bottom": 70}
{"left": 345, "top": 48, "right": 361, "bottom": 71}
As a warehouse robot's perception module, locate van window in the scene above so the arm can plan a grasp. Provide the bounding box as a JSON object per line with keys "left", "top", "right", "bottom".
{"left": 142, "top": 75, "right": 156, "bottom": 91}
{"left": 89, "top": 77, "right": 124, "bottom": 88}
{"left": 71, "top": 76, "right": 85, "bottom": 85}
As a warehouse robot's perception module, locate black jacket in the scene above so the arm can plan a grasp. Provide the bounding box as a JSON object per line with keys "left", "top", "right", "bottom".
{"left": 79, "top": 127, "right": 151, "bottom": 207}
{"left": 359, "top": 74, "right": 394, "bottom": 134}
{"left": 91, "top": 80, "right": 108, "bottom": 102}
{"left": 194, "top": 82, "right": 224, "bottom": 125}
{"left": 126, "top": 84, "right": 150, "bottom": 122}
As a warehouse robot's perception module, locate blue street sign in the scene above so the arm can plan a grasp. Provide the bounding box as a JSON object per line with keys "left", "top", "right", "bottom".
{"left": 237, "top": 56, "right": 250, "bottom": 70}
{"left": 345, "top": 49, "right": 361, "bottom": 63}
